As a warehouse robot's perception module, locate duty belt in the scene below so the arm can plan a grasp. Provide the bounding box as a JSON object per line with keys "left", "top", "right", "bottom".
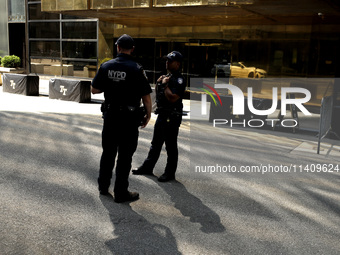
{"left": 155, "top": 107, "right": 182, "bottom": 116}
{"left": 101, "top": 102, "right": 139, "bottom": 113}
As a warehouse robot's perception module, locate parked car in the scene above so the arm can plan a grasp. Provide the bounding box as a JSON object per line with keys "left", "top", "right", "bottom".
{"left": 211, "top": 63, "right": 230, "bottom": 77}
{"left": 212, "top": 62, "right": 267, "bottom": 78}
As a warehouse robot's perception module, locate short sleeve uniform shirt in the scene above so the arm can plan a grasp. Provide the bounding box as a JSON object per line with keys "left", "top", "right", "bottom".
{"left": 92, "top": 53, "right": 152, "bottom": 107}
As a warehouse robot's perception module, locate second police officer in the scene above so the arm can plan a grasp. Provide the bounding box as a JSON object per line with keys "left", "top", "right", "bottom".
{"left": 91, "top": 34, "right": 152, "bottom": 203}
{"left": 133, "top": 51, "right": 186, "bottom": 182}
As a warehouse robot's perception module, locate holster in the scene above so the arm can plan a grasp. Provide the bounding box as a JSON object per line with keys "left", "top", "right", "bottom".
{"left": 101, "top": 101, "right": 146, "bottom": 126}
{"left": 101, "top": 101, "right": 110, "bottom": 113}
{"left": 155, "top": 107, "right": 181, "bottom": 117}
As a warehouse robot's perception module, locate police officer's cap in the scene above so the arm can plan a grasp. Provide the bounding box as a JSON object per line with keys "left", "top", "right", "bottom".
{"left": 167, "top": 51, "right": 183, "bottom": 62}
{"left": 115, "top": 34, "right": 135, "bottom": 49}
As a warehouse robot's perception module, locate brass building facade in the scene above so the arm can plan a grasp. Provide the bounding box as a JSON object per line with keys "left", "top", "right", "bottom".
{"left": 27, "top": 0, "right": 98, "bottom": 78}
{"left": 0, "top": 0, "right": 339, "bottom": 133}
{"left": 34, "top": 0, "right": 340, "bottom": 107}
{"left": 36, "top": 0, "right": 340, "bottom": 134}
{"left": 38, "top": 0, "right": 340, "bottom": 81}
{"left": 4, "top": 0, "right": 340, "bottom": 101}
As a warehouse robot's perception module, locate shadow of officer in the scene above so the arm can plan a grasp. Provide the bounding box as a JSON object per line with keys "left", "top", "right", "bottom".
{"left": 149, "top": 178, "right": 226, "bottom": 234}
{"left": 99, "top": 195, "right": 182, "bottom": 255}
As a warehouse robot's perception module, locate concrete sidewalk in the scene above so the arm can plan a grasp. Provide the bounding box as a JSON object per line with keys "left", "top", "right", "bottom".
{"left": 0, "top": 75, "right": 335, "bottom": 157}
{"left": 0, "top": 77, "right": 336, "bottom": 157}
{"left": 1, "top": 81, "right": 340, "bottom": 255}
{"left": 0, "top": 82, "right": 190, "bottom": 129}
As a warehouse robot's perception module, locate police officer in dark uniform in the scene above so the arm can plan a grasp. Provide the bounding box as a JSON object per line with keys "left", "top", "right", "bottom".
{"left": 132, "top": 51, "right": 185, "bottom": 182}
{"left": 91, "top": 34, "right": 152, "bottom": 202}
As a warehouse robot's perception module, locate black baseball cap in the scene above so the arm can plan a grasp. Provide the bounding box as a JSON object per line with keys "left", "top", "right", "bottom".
{"left": 166, "top": 51, "right": 183, "bottom": 62}
{"left": 115, "top": 34, "right": 135, "bottom": 49}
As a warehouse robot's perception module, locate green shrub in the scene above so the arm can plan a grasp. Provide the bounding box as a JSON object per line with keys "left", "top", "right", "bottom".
{"left": 0, "top": 56, "right": 2, "bottom": 66}
{"left": 1, "top": 55, "right": 21, "bottom": 68}
{"left": 99, "top": 58, "right": 111, "bottom": 65}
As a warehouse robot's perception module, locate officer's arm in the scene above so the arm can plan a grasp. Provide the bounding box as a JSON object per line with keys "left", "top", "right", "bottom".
{"left": 164, "top": 86, "right": 180, "bottom": 103}
{"left": 141, "top": 94, "right": 152, "bottom": 128}
{"left": 91, "top": 86, "right": 102, "bottom": 94}
{"left": 156, "top": 75, "right": 166, "bottom": 94}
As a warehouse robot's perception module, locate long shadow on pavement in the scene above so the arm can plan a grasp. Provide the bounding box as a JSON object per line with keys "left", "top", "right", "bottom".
{"left": 100, "top": 195, "right": 182, "bottom": 255}
{"left": 149, "top": 177, "right": 226, "bottom": 234}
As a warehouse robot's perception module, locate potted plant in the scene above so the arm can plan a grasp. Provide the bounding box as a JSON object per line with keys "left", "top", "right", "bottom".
{"left": 0, "top": 56, "right": 2, "bottom": 85}
{"left": 0, "top": 55, "right": 24, "bottom": 76}
{"left": 1, "top": 55, "right": 21, "bottom": 68}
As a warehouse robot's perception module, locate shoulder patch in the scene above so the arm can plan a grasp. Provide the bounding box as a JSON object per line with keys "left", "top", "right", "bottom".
{"left": 178, "top": 78, "right": 183, "bottom": 84}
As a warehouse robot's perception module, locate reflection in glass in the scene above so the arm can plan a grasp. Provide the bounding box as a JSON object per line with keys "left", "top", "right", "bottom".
{"left": 92, "top": 0, "right": 149, "bottom": 8}
{"left": 29, "top": 22, "right": 60, "bottom": 38}
{"left": 30, "top": 41, "right": 60, "bottom": 58}
{"left": 30, "top": 58, "right": 61, "bottom": 75}
{"left": 62, "top": 15, "right": 84, "bottom": 19}
{"left": 62, "top": 60, "right": 98, "bottom": 78}
{"left": 56, "top": 0, "right": 88, "bottom": 10}
{"left": 62, "top": 22, "right": 97, "bottom": 39}
{"left": 28, "top": 3, "right": 60, "bottom": 20}
{"left": 8, "top": 0, "right": 25, "bottom": 22}
{"left": 0, "top": 0, "right": 9, "bottom": 56}
{"left": 62, "top": 42, "right": 97, "bottom": 59}
{"left": 154, "top": 0, "right": 202, "bottom": 6}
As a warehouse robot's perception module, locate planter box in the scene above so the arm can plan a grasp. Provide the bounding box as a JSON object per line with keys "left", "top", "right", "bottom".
{"left": 2, "top": 73, "right": 39, "bottom": 96}
{"left": 46, "top": 64, "right": 74, "bottom": 76}
{"left": 31, "top": 63, "right": 49, "bottom": 74}
{"left": 0, "top": 67, "right": 25, "bottom": 74}
{"left": 49, "top": 78, "right": 91, "bottom": 103}
{"left": 83, "top": 65, "right": 97, "bottom": 78}
{"left": 0, "top": 67, "right": 26, "bottom": 85}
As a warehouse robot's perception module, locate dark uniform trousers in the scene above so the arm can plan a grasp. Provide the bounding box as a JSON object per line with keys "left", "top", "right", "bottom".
{"left": 141, "top": 113, "right": 181, "bottom": 176}
{"left": 98, "top": 109, "right": 139, "bottom": 196}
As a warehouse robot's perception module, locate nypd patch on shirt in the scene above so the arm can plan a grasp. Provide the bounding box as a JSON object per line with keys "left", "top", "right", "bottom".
{"left": 178, "top": 78, "right": 183, "bottom": 84}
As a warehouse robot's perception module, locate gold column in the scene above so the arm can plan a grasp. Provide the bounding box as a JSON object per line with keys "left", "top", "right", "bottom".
{"left": 98, "top": 21, "right": 115, "bottom": 65}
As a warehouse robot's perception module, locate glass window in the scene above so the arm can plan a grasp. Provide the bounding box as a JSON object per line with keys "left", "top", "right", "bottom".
{"left": 112, "top": 0, "right": 149, "bottom": 7}
{"left": 56, "top": 0, "right": 87, "bottom": 10}
{"left": 28, "top": 3, "right": 60, "bottom": 20}
{"left": 62, "top": 60, "right": 97, "bottom": 78}
{"left": 154, "top": 0, "right": 201, "bottom": 6}
{"left": 30, "top": 58, "right": 61, "bottom": 75}
{"left": 0, "top": 0, "right": 9, "bottom": 56}
{"left": 30, "top": 41, "right": 60, "bottom": 58}
{"left": 29, "top": 22, "right": 60, "bottom": 38}
{"left": 62, "top": 15, "right": 84, "bottom": 19}
{"left": 62, "top": 41, "right": 97, "bottom": 59}
{"left": 28, "top": 2, "right": 99, "bottom": 78}
{"left": 8, "top": 0, "right": 25, "bottom": 22}
{"left": 92, "top": 0, "right": 149, "bottom": 8}
{"left": 131, "top": 38, "right": 154, "bottom": 69}
{"left": 62, "top": 22, "right": 97, "bottom": 39}
{"left": 91, "top": 0, "right": 111, "bottom": 9}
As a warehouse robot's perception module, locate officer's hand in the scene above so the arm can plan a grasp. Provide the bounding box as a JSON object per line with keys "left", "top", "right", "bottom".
{"left": 140, "top": 115, "right": 151, "bottom": 129}
{"left": 162, "top": 76, "right": 170, "bottom": 84}
{"left": 157, "top": 75, "right": 166, "bottom": 83}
